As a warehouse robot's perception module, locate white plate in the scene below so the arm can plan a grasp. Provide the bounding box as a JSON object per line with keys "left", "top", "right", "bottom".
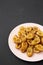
{"left": 8, "top": 23, "right": 43, "bottom": 62}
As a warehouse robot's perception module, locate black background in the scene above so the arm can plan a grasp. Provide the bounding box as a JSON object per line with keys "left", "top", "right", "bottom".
{"left": 0, "top": 0, "right": 43, "bottom": 65}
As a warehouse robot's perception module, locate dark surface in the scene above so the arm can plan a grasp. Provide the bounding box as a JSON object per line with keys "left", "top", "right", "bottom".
{"left": 0, "top": 0, "right": 43, "bottom": 65}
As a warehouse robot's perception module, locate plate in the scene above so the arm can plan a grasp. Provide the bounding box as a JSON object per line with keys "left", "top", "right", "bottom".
{"left": 8, "top": 23, "right": 43, "bottom": 62}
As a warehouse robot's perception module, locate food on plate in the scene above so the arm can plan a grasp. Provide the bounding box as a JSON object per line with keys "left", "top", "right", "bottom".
{"left": 36, "top": 30, "right": 43, "bottom": 37}
{"left": 15, "top": 44, "right": 21, "bottom": 49}
{"left": 31, "top": 26, "right": 38, "bottom": 33}
{"left": 26, "top": 32, "right": 34, "bottom": 39}
{"left": 13, "top": 26, "right": 43, "bottom": 57}
{"left": 13, "top": 35, "right": 21, "bottom": 43}
{"left": 41, "top": 37, "right": 43, "bottom": 44}
{"left": 27, "top": 46, "right": 33, "bottom": 57}
{"left": 20, "top": 42, "right": 28, "bottom": 52}
{"left": 35, "top": 44, "right": 43, "bottom": 52}
{"left": 26, "top": 27, "right": 32, "bottom": 32}
{"left": 30, "top": 35, "right": 40, "bottom": 45}
{"left": 33, "top": 47, "right": 40, "bottom": 53}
